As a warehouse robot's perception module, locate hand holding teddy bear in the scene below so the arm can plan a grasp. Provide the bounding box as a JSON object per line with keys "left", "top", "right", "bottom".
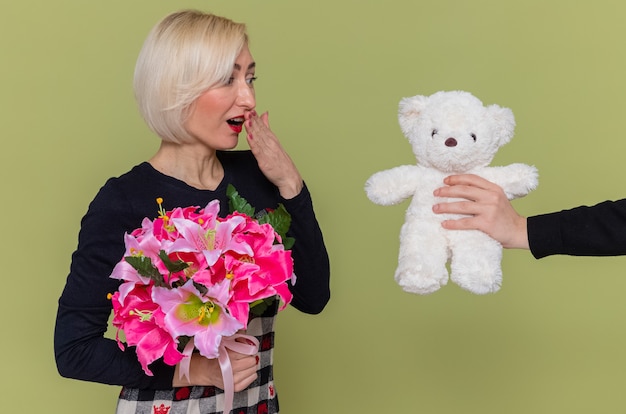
{"left": 365, "top": 90, "right": 538, "bottom": 295}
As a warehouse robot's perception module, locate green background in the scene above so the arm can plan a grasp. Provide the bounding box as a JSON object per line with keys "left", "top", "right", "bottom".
{"left": 3, "top": 0, "right": 626, "bottom": 412}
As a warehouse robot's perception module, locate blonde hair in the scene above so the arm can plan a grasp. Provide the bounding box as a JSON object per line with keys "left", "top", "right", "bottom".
{"left": 134, "top": 10, "right": 248, "bottom": 143}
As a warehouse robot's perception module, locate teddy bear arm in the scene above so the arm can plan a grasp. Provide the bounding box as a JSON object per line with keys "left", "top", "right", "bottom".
{"left": 481, "top": 164, "right": 539, "bottom": 200}
{"left": 365, "top": 165, "right": 421, "bottom": 205}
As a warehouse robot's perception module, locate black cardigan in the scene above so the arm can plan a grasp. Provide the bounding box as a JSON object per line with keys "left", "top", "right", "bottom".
{"left": 54, "top": 151, "right": 330, "bottom": 389}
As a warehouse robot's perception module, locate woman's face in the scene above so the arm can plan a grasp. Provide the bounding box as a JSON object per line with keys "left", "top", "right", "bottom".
{"left": 185, "top": 44, "right": 257, "bottom": 150}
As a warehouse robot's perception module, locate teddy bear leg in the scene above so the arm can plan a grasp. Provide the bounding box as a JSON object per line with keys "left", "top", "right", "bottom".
{"left": 394, "top": 220, "right": 449, "bottom": 294}
{"left": 448, "top": 230, "right": 503, "bottom": 294}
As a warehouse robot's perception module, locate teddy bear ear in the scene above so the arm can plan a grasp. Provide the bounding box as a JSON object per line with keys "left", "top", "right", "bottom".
{"left": 486, "top": 104, "right": 516, "bottom": 145}
{"left": 399, "top": 95, "right": 429, "bottom": 119}
{"left": 398, "top": 95, "right": 429, "bottom": 134}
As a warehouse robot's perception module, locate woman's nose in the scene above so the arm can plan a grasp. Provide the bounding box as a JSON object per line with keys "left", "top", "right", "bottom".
{"left": 237, "top": 83, "right": 256, "bottom": 109}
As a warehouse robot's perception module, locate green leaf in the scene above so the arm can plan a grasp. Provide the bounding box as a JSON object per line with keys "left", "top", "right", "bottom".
{"left": 124, "top": 255, "right": 168, "bottom": 287}
{"left": 226, "top": 184, "right": 296, "bottom": 249}
{"left": 260, "top": 203, "right": 295, "bottom": 249}
{"left": 227, "top": 184, "right": 255, "bottom": 216}
{"left": 125, "top": 255, "right": 160, "bottom": 278}
{"left": 281, "top": 236, "right": 296, "bottom": 250}
{"left": 177, "top": 335, "right": 192, "bottom": 352}
{"left": 158, "top": 250, "right": 189, "bottom": 273}
{"left": 192, "top": 281, "right": 208, "bottom": 296}
{"left": 260, "top": 203, "right": 291, "bottom": 234}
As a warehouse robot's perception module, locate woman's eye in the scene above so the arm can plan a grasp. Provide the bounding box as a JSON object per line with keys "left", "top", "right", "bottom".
{"left": 431, "top": 129, "right": 438, "bottom": 137}
{"left": 470, "top": 133, "right": 477, "bottom": 141}
{"left": 246, "top": 76, "right": 257, "bottom": 86}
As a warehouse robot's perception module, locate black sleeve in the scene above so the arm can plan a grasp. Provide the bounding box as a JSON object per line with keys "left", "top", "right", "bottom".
{"left": 54, "top": 182, "right": 176, "bottom": 389}
{"left": 528, "top": 199, "right": 626, "bottom": 258}
{"left": 280, "top": 184, "right": 331, "bottom": 314}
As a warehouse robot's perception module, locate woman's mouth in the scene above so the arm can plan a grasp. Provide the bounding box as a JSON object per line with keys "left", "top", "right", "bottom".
{"left": 227, "top": 117, "right": 244, "bottom": 133}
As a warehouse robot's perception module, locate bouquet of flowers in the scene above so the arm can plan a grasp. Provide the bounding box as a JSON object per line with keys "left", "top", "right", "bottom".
{"left": 107, "top": 184, "right": 295, "bottom": 407}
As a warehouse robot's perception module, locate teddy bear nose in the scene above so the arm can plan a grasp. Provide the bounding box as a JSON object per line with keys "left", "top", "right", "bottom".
{"left": 445, "top": 137, "right": 458, "bottom": 147}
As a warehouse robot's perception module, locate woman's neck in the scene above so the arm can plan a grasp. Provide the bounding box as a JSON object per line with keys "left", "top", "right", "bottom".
{"left": 148, "top": 141, "right": 224, "bottom": 190}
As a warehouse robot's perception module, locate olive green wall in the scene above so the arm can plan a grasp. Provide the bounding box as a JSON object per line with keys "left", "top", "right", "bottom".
{"left": 4, "top": 0, "right": 626, "bottom": 412}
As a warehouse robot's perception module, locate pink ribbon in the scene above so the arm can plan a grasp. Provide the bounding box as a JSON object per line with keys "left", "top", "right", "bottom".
{"left": 178, "top": 334, "right": 260, "bottom": 414}
{"left": 218, "top": 333, "right": 260, "bottom": 413}
{"left": 178, "top": 339, "right": 196, "bottom": 382}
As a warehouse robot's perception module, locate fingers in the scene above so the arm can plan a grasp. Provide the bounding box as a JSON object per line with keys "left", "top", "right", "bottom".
{"left": 173, "top": 350, "right": 259, "bottom": 390}
{"left": 243, "top": 110, "right": 303, "bottom": 198}
{"left": 436, "top": 174, "right": 497, "bottom": 199}
{"left": 244, "top": 109, "right": 270, "bottom": 128}
{"left": 443, "top": 173, "right": 498, "bottom": 190}
{"left": 431, "top": 174, "right": 530, "bottom": 249}
{"left": 434, "top": 185, "right": 480, "bottom": 203}
{"left": 229, "top": 346, "right": 259, "bottom": 390}
{"left": 230, "top": 352, "right": 259, "bottom": 392}
{"left": 244, "top": 110, "right": 271, "bottom": 141}
{"left": 260, "top": 110, "right": 270, "bottom": 128}
{"left": 433, "top": 174, "right": 505, "bottom": 211}
{"left": 440, "top": 216, "right": 479, "bottom": 231}
{"left": 433, "top": 199, "right": 481, "bottom": 216}
{"left": 244, "top": 110, "right": 279, "bottom": 153}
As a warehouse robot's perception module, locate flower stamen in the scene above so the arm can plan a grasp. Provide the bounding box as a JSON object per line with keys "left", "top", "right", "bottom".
{"left": 198, "top": 302, "right": 216, "bottom": 323}
{"left": 129, "top": 309, "right": 153, "bottom": 322}
{"left": 156, "top": 197, "right": 166, "bottom": 218}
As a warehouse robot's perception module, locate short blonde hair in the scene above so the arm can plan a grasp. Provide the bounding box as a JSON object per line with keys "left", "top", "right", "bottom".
{"left": 134, "top": 10, "right": 248, "bottom": 143}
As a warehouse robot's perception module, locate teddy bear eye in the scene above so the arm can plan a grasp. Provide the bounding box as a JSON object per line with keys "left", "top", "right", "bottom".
{"left": 431, "top": 129, "right": 438, "bottom": 138}
{"left": 470, "top": 133, "right": 477, "bottom": 141}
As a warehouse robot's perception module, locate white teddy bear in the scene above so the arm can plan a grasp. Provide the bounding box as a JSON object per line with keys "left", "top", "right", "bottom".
{"left": 365, "top": 90, "right": 538, "bottom": 295}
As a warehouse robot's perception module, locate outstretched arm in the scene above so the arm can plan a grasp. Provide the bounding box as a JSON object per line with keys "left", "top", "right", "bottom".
{"left": 432, "top": 174, "right": 530, "bottom": 249}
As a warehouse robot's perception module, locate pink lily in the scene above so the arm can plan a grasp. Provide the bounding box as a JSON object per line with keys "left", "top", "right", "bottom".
{"left": 110, "top": 231, "right": 164, "bottom": 304}
{"left": 169, "top": 214, "right": 251, "bottom": 267}
{"left": 153, "top": 278, "right": 243, "bottom": 359}
{"left": 226, "top": 232, "right": 294, "bottom": 299}
{"left": 110, "top": 284, "right": 183, "bottom": 375}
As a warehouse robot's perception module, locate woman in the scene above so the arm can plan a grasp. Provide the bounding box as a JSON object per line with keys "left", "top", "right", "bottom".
{"left": 432, "top": 174, "right": 626, "bottom": 257}
{"left": 54, "top": 10, "right": 331, "bottom": 414}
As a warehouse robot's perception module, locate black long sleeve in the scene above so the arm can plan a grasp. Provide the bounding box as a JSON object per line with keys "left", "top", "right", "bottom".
{"left": 528, "top": 199, "right": 626, "bottom": 258}
{"left": 281, "top": 187, "right": 330, "bottom": 314}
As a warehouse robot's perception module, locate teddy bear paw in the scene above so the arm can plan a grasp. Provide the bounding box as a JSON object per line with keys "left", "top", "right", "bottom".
{"left": 395, "top": 268, "right": 448, "bottom": 295}
{"left": 451, "top": 269, "right": 502, "bottom": 295}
